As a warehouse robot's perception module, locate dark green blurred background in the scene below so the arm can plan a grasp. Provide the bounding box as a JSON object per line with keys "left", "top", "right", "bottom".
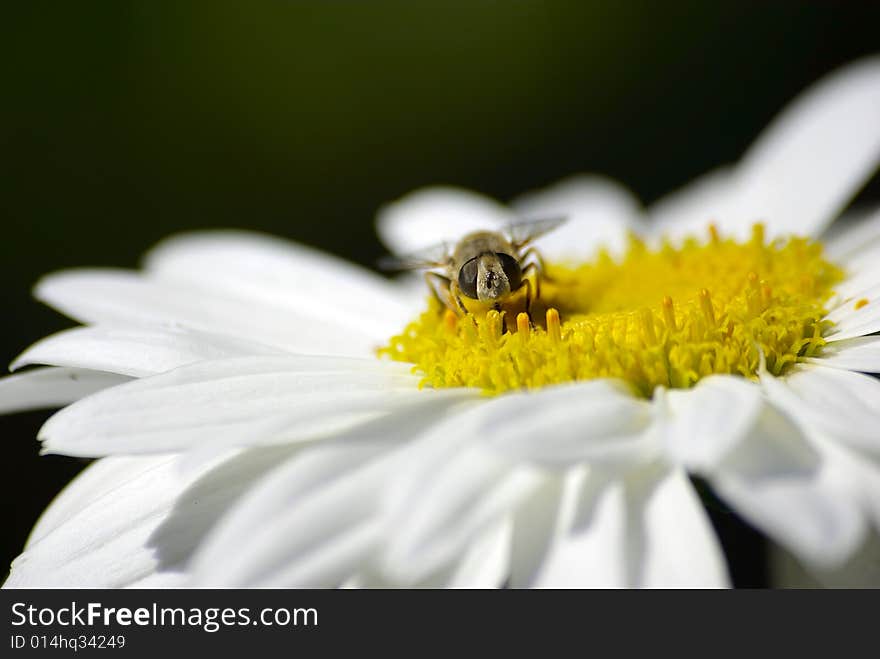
{"left": 2, "top": 1, "right": 879, "bottom": 586}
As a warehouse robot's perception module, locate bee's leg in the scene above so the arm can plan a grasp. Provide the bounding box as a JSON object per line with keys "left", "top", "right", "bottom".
{"left": 520, "top": 247, "right": 553, "bottom": 283}
{"left": 424, "top": 272, "right": 458, "bottom": 314}
{"left": 518, "top": 278, "right": 534, "bottom": 317}
{"left": 521, "top": 262, "right": 541, "bottom": 302}
{"left": 449, "top": 279, "right": 470, "bottom": 316}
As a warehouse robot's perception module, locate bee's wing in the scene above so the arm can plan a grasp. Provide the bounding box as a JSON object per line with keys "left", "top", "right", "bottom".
{"left": 377, "top": 241, "right": 452, "bottom": 272}
{"left": 507, "top": 217, "right": 568, "bottom": 250}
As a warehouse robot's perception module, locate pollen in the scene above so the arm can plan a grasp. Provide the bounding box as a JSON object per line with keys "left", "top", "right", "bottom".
{"left": 379, "top": 225, "right": 843, "bottom": 397}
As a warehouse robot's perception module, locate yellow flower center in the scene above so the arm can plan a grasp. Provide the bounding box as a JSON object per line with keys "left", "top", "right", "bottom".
{"left": 380, "top": 225, "right": 843, "bottom": 397}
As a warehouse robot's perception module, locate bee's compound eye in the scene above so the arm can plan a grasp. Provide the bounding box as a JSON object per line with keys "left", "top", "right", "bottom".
{"left": 497, "top": 253, "right": 522, "bottom": 290}
{"left": 457, "top": 258, "right": 479, "bottom": 299}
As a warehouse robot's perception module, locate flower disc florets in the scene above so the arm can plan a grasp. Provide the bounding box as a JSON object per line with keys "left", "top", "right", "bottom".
{"left": 382, "top": 225, "right": 843, "bottom": 397}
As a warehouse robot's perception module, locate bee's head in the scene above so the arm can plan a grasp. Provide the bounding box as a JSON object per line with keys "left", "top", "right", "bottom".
{"left": 458, "top": 253, "right": 522, "bottom": 302}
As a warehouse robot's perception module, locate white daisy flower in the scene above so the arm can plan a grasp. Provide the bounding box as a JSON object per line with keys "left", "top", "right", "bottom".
{"left": 4, "top": 56, "right": 880, "bottom": 589}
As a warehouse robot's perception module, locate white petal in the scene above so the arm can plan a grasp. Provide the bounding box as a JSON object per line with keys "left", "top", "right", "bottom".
{"left": 3, "top": 447, "right": 288, "bottom": 588}
{"left": 144, "top": 231, "right": 414, "bottom": 339}
{"left": 731, "top": 56, "right": 880, "bottom": 239}
{"left": 36, "top": 270, "right": 381, "bottom": 357}
{"left": 11, "top": 325, "right": 282, "bottom": 377}
{"left": 836, "top": 246, "right": 880, "bottom": 291}
{"left": 711, "top": 404, "right": 865, "bottom": 568}
{"left": 828, "top": 276, "right": 880, "bottom": 317}
{"left": 24, "top": 455, "right": 180, "bottom": 548}
{"left": 827, "top": 277, "right": 880, "bottom": 313}
{"left": 446, "top": 517, "right": 513, "bottom": 588}
{"left": 761, "top": 364, "right": 880, "bottom": 456}
{"left": 480, "top": 381, "right": 657, "bottom": 468}
{"left": 382, "top": 445, "right": 544, "bottom": 584}
{"left": 188, "top": 394, "right": 473, "bottom": 587}
{"left": 647, "top": 167, "right": 736, "bottom": 242}
{"left": 636, "top": 467, "right": 730, "bottom": 588}
{"left": 38, "top": 356, "right": 439, "bottom": 457}
{"left": 809, "top": 431, "right": 880, "bottom": 531}
{"left": 824, "top": 205, "right": 880, "bottom": 262}
{"left": 378, "top": 380, "right": 658, "bottom": 583}
{"left": 510, "top": 174, "right": 644, "bottom": 259}
{"left": 379, "top": 381, "right": 655, "bottom": 584}
{"left": 823, "top": 283, "right": 880, "bottom": 342}
{"left": 659, "top": 376, "right": 764, "bottom": 473}
{"left": 191, "top": 441, "right": 396, "bottom": 587}
{"left": 530, "top": 469, "right": 629, "bottom": 588}
{"left": 5, "top": 455, "right": 183, "bottom": 588}
{"left": 376, "top": 186, "right": 515, "bottom": 255}
{"left": 0, "top": 367, "right": 129, "bottom": 415}
{"left": 529, "top": 466, "right": 728, "bottom": 588}
{"left": 507, "top": 472, "right": 570, "bottom": 588}
{"left": 806, "top": 336, "right": 880, "bottom": 373}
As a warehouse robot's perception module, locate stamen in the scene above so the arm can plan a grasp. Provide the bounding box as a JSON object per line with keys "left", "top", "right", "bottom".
{"left": 481, "top": 310, "right": 505, "bottom": 346}
{"left": 699, "top": 289, "right": 716, "bottom": 326}
{"left": 546, "top": 308, "right": 561, "bottom": 343}
{"left": 640, "top": 308, "right": 657, "bottom": 346}
{"left": 855, "top": 298, "right": 869, "bottom": 310}
{"left": 662, "top": 295, "right": 677, "bottom": 331}
{"left": 516, "top": 312, "right": 531, "bottom": 336}
{"left": 443, "top": 309, "right": 458, "bottom": 333}
{"left": 751, "top": 223, "right": 765, "bottom": 246}
{"left": 708, "top": 223, "right": 720, "bottom": 245}
{"left": 746, "top": 272, "right": 761, "bottom": 316}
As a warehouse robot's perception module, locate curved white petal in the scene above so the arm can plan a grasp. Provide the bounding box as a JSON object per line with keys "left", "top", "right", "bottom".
{"left": 188, "top": 393, "right": 473, "bottom": 587}
{"left": 379, "top": 381, "right": 658, "bottom": 584}
{"left": 144, "top": 231, "right": 415, "bottom": 338}
{"left": 190, "top": 441, "right": 397, "bottom": 587}
{"left": 3, "top": 447, "right": 289, "bottom": 588}
{"left": 376, "top": 186, "right": 515, "bottom": 255}
{"left": 809, "top": 431, "right": 880, "bottom": 531}
{"left": 507, "top": 472, "right": 570, "bottom": 588}
{"left": 711, "top": 404, "right": 865, "bottom": 568}
{"left": 446, "top": 517, "right": 513, "bottom": 588}
{"left": 824, "top": 284, "right": 880, "bottom": 342}
{"left": 35, "top": 270, "right": 381, "bottom": 358}
{"left": 0, "top": 367, "right": 129, "bottom": 415}
{"left": 24, "top": 455, "right": 180, "bottom": 549}
{"left": 38, "top": 356, "right": 438, "bottom": 457}
{"left": 528, "top": 466, "right": 728, "bottom": 588}
{"left": 806, "top": 336, "right": 880, "bottom": 373}
{"left": 529, "top": 468, "right": 628, "bottom": 588}
{"left": 382, "top": 445, "right": 544, "bottom": 584}
{"left": 11, "top": 325, "right": 282, "bottom": 378}
{"left": 479, "top": 381, "right": 657, "bottom": 468}
{"left": 5, "top": 455, "right": 182, "bottom": 588}
{"left": 829, "top": 258, "right": 880, "bottom": 311}
{"left": 647, "top": 167, "right": 736, "bottom": 242}
{"left": 510, "top": 174, "right": 644, "bottom": 259}
{"left": 659, "top": 376, "right": 764, "bottom": 473}
{"left": 636, "top": 467, "right": 730, "bottom": 588}
{"left": 761, "top": 364, "right": 880, "bottom": 456}
{"left": 824, "top": 205, "right": 880, "bottom": 262}
{"left": 836, "top": 249, "right": 880, "bottom": 295}
{"left": 731, "top": 56, "right": 880, "bottom": 239}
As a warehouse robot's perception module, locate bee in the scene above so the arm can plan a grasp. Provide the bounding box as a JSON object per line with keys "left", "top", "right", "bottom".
{"left": 380, "top": 218, "right": 566, "bottom": 317}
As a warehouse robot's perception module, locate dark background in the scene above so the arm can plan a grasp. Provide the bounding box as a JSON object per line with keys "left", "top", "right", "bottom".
{"left": 2, "top": 1, "right": 879, "bottom": 586}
